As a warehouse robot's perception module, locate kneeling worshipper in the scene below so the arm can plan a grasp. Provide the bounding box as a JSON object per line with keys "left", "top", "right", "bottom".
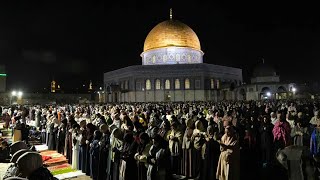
{"left": 9, "top": 141, "right": 28, "bottom": 156}
{"left": 3, "top": 148, "right": 34, "bottom": 179}
{"left": 16, "top": 152, "right": 57, "bottom": 180}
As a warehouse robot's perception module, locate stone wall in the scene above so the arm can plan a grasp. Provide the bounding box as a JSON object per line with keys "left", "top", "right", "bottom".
{"left": 106, "top": 89, "right": 237, "bottom": 103}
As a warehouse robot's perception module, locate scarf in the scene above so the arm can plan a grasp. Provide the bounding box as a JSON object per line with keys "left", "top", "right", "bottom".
{"left": 272, "top": 121, "right": 290, "bottom": 146}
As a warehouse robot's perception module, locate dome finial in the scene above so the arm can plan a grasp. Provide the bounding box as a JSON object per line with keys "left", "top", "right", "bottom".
{"left": 170, "top": 8, "right": 173, "bottom": 20}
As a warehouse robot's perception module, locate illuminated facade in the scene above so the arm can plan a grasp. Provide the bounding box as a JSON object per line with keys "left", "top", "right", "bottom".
{"left": 236, "top": 62, "right": 296, "bottom": 100}
{"left": 104, "top": 12, "right": 243, "bottom": 102}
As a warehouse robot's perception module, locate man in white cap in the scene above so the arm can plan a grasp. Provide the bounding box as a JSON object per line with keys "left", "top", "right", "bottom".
{"left": 270, "top": 112, "right": 277, "bottom": 125}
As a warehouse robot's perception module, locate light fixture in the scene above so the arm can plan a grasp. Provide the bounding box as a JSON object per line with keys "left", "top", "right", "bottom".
{"left": 266, "top": 92, "right": 271, "bottom": 97}
{"left": 18, "top": 91, "right": 23, "bottom": 97}
{"left": 292, "top": 87, "right": 296, "bottom": 92}
{"left": 11, "top": 91, "right": 17, "bottom": 96}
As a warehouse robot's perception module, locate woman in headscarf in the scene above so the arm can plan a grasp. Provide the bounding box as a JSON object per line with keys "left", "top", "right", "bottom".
{"left": 272, "top": 111, "right": 291, "bottom": 150}
{"left": 216, "top": 126, "right": 240, "bottom": 180}
{"left": 135, "top": 132, "right": 152, "bottom": 180}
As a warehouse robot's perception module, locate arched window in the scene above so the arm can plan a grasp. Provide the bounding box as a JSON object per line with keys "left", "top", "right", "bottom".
{"left": 165, "top": 79, "right": 170, "bottom": 90}
{"left": 185, "top": 78, "right": 190, "bottom": 89}
{"left": 155, "top": 79, "right": 161, "bottom": 90}
{"left": 146, "top": 79, "right": 151, "bottom": 90}
{"left": 216, "top": 79, "right": 220, "bottom": 89}
{"left": 175, "top": 79, "right": 180, "bottom": 89}
{"left": 210, "top": 79, "right": 215, "bottom": 89}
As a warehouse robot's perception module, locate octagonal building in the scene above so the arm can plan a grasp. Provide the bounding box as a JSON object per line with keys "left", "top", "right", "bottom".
{"left": 103, "top": 14, "right": 243, "bottom": 102}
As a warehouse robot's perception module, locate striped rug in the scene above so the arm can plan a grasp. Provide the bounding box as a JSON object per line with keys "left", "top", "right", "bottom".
{"left": 37, "top": 148, "right": 85, "bottom": 179}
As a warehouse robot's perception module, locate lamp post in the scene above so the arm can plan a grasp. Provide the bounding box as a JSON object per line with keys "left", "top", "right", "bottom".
{"left": 97, "top": 92, "right": 101, "bottom": 103}
{"left": 292, "top": 87, "right": 296, "bottom": 99}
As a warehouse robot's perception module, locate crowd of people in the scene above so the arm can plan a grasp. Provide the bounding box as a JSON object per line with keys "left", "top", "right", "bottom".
{"left": 1, "top": 99, "right": 320, "bottom": 180}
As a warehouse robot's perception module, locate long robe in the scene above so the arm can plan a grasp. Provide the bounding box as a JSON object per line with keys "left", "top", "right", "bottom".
{"left": 90, "top": 139, "right": 100, "bottom": 180}
{"left": 166, "top": 129, "right": 183, "bottom": 175}
{"left": 216, "top": 133, "right": 240, "bottom": 180}
{"left": 181, "top": 127, "right": 196, "bottom": 178}
{"left": 136, "top": 143, "right": 152, "bottom": 180}
{"left": 65, "top": 126, "right": 73, "bottom": 164}
{"left": 56, "top": 126, "right": 66, "bottom": 154}
{"left": 192, "top": 128, "right": 206, "bottom": 180}
{"left": 35, "top": 111, "right": 41, "bottom": 128}
{"left": 107, "top": 129, "right": 123, "bottom": 180}
{"left": 79, "top": 129, "right": 87, "bottom": 172}
{"left": 98, "top": 133, "right": 110, "bottom": 180}
{"left": 119, "top": 136, "right": 137, "bottom": 180}
{"left": 147, "top": 145, "right": 168, "bottom": 180}
{"left": 202, "top": 135, "right": 220, "bottom": 180}
{"left": 259, "top": 122, "right": 274, "bottom": 165}
{"left": 85, "top": 134, "right": 94, "bottom": 176}
{"left": 48, "top": 123, "right": 56, "bottom": 150}
{"left": 273, "top": 121, "right": 291, "bottom": 150}
{"left": 241, "top": 130, "right": 258, "bottom": 179}
{"left": 72, "top": 132, "right": 80, "bottom": 170}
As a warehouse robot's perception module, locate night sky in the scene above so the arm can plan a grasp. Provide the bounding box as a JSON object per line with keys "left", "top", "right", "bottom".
{"left": 0, "top": 1, "right": 319, "bottom": 92}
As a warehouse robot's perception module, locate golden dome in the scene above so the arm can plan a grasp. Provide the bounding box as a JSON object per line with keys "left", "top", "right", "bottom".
{"left": 143, "top": 20, "right": 201, "bottom": 52}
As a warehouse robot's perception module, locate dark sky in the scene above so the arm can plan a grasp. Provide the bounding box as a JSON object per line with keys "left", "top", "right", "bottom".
{"left": 0, "top": 1, "right": 319, "bottom": 92}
